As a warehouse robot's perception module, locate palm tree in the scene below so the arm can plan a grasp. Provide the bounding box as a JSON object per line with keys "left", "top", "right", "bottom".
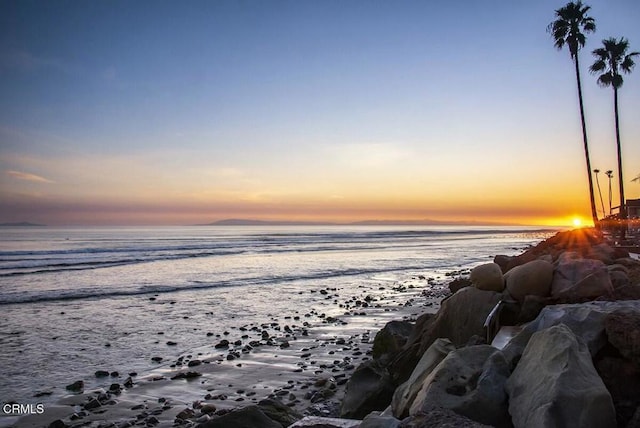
{"left": 593, "top": 169, "right": 605, "bottom": 218}
{"left": 548, "top": 2, "right": 598, "bottom": 226}
{"left": 590, "top": 37, "right": 639, "bottom": 237}
{"left": 605, "top": 170, "right": 614, "bottom": 215}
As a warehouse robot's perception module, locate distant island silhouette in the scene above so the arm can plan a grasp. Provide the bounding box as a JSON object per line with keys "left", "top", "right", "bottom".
{"left": 199, "top": 219, "right": 525, "bottom": 227}
{"left": 0, "top": 222, "right": 46, "bottom": 227}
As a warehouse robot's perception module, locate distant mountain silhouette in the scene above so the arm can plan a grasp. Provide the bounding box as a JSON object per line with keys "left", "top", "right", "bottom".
{"left": 0, "top": 222, "right": 46, "bottom": 227}
{"left": 199, "top": 218, "right": 521, "bottom": 226}
{"left": 198, "top": 219, "right": 329, "bottom": 226}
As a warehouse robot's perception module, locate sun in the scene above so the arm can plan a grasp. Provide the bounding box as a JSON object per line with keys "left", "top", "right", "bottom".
{"left": 572, "top": 217, "right": 583, "bottom": 228}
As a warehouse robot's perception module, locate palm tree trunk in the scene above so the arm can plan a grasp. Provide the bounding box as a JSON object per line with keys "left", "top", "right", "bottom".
{"left": 574, "top": 55, "right": 599, "bottom": 226}
{"left": 595, "top": 172, "right": 605, "bottom": 218}
{"left": 608, "top": 175, "right": 613, "bottom": 215}
{"left": 614, "top": 87, "right": 626, "bottom": 239}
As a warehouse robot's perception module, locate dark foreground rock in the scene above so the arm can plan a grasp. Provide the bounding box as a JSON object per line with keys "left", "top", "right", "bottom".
{"left": 198, "top": 398, "right": 300, "bottom": 428}
{"left": 198, "top": 405, "right": 282, "bottom": 428}
{"left": 399, "top": 407, "right": 492, "bottom": 427}
{"left": 340, "top": 360, "right": 395, "bottom": 419}
{"left": 506, "top": 324, "right": 615, "bottom": 428}
{"left": 407, "top": 345, "right": 511, "bottom": 427}
{"left": 389, "top": 287, "right": 500, "bottom": 385}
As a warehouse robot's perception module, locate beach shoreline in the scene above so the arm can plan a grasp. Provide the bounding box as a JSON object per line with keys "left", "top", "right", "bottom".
{"left": 5, "top": 274, "right": 451, "bottom": 427}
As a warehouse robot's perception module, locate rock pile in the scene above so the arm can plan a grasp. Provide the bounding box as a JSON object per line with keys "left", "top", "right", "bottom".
{"left": 336, "top": 228, "right": 640, "bottom": 428}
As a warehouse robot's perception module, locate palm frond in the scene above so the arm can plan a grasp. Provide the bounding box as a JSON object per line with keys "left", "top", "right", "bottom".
{"left": 621, "top": 52, "right": 639, "bottom": 73}
{"left": 597, "top": 73, "right": 614, "bottom": 87}
{"left": 590, "top": 59, "right": 606, "bottom": 73}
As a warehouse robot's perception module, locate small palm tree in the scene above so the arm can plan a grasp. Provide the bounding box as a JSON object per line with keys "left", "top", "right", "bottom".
{"left": 590, "top": 37, "right": 639, "bottom": 237}
{"left": 548, "top": 1, "right": 598, "bottom": 226}
{"left": 593, "top": 169, "right": 605, "bottom": 218}
{"left": 605, "top": 170, "right": 614, "bottom": 215}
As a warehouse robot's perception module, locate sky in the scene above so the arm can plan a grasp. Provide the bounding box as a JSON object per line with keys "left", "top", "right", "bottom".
{"left": 1, "top": 0, "right": 639, "bottom": 226}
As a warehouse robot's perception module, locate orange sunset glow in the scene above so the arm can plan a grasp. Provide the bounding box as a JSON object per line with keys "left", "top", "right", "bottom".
{"left": 1, "top": 1, "right": 639, "bottom": 227}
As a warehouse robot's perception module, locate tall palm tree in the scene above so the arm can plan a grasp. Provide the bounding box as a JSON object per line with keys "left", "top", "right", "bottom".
{"left": 593, "top": 169, "right": 605, "bottom": 218}
{"left": 590, "top": 37, "right": 639, "bottom": 237}
{"left": 548, "top": 2, "right": 598, "bottom": 226}
{"left": 605, "top": 170, "right": 614, "bottom": 215}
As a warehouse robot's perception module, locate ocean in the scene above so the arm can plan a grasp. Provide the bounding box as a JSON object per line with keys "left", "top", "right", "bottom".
{"left": 0, "top": 225, "right": 556, "bottom": 411}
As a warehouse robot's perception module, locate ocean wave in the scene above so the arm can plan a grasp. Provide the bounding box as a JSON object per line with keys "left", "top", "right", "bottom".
{"left": 0, "top": 264, "right": 430, "bottom": 305}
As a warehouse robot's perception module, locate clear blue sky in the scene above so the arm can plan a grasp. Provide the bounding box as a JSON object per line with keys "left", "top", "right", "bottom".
{"left": 1, "top": 0, "right": 639, "bottom": 225}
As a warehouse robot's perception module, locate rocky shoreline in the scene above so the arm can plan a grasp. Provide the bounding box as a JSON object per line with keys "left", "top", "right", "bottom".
{"left": 12, "top": 227, "right": 640, "bottom": 428}
{"left": 333, "top": 227, "right": 640, "bottom": 428}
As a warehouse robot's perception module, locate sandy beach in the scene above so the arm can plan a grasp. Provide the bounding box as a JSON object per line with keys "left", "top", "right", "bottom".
{"left": 7, "top": 273, "right": 452, "bottom": 427}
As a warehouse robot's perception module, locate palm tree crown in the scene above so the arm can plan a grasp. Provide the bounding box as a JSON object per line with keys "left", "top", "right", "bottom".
{"left": 548, "top": 1, "right": 596, "bottom": 58}
{"left": 590, "top": 37, "right": 639, "bottom": 88}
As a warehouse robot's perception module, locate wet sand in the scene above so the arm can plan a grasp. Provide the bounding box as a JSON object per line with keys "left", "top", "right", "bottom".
{"left": 8, "top": 273, "right": 457, "bottom": 427}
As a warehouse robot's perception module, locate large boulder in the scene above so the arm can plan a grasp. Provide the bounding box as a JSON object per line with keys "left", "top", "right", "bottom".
{"left": 595, "top": 357, "right": 640, "bottom": 427}
{"left": 360, "top": 412, "right": 402, "bottom": 428}
{"left": 609, "top": 270, "right": 631, "bottom": 289}
{"left": 502, "top": 300, "right": 640, "bottom": 367}
{"left": 340, "top": 360, "right": 395, "bottom": 419}
{"left": 391, "top": 338, "right": 456, "bottom": 419}
{"left": 504, "top": 259, "right": 553, "bottom": 302}
{"left": 400, "top": 408, "right": 492, "bottom": 427}
{"left": 551, "top": 256, "right": 613, "bottom": 299}
{"left": 470, "top": 263, "right": 504, "bottom": 292}
{"left": 256, "top": 398, "right": 301, "bottom": 427}
{"left": 408, "top": 345, "right": 511, "bottom": 427}
{"left": 448, "top": 277, "right": 471, "bottom": 294}
{"left": 413, "top": 287, "right": 501, "bottom": 352}
{"left": 587, "top": 242, "right": 617, "bottom": 264}
{"left": 493, "top": 255, "right": 513, "bottom": 274}
{"left": 389, "top": 288, "right": 501, "bottom": 385}
{"left": 289, "top": 416, "right": 360, "bottom": 427}
{"left": 372, "top": 320, "right": 414, "bottom": 362}
{"left": 198, "top": 405, "right": 282, "bottom": 428}
{"left": 505, "top": 324, "right": 616, "bottom": 428}
{"left": 604, "top": 310, "right": 640, "bottom": 366}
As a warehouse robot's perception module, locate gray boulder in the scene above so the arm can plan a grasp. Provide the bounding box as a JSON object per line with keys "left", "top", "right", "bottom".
{"left": 198, "top": 405, "right": 282, "bottom": 428}
{"left": 505, "top": 324, "right": 615, "bottom": 428}
{"left": 400, "top": 408, "right": 492, "bottom": 427}
{"left": 288, "top": 416, "right": 360, "bottom": 427}
{"left": 502, "top": 300, "right": 640, "bottom": 367}
{"left": 416, "top": 287, "right": 501, "bottom": 351}
{"left": 604, "top": 310, "right": 640, "bottom": 366}
{"left": 551, "top": 256, "right": 613, "bottom": 299}
{"left": 360, "top": 412, "right": 402, "bottom": 428}
{"left": 470, "top": 263, "right": 504, "bottom": 292}
{"left": 372, "top": 320, "right": 414, "bottom": 361}
{"left": 588, "top": 242, "right": 616, "bottom": 264}
{"left": 340, "top": 360, "right": 395, "bottom": 419}
{"left": 610, "top": 270, "right": 631, "bottom": 289}
{"left": 391, "top": 338, "right": 456, "bottom": 419}
{"left": 389, "top": 288, "right": 500, "bottom": 386}
{"left": 408, "top": 345, "right": 511, "bottom": 427}
{"left": 504, "top": 259, "right": 553, "bottom": 302}
{"left": 257, "top": 398, "right": 301, "bottom": 427}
